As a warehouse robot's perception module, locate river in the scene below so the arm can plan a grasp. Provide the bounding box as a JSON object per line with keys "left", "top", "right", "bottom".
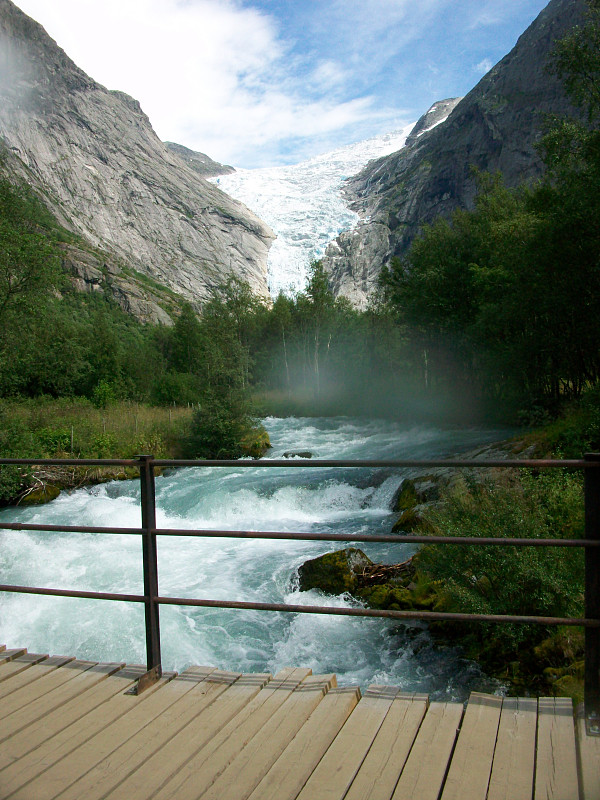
{"left": 0, "top": 417, "right": 511, "bottom": 700}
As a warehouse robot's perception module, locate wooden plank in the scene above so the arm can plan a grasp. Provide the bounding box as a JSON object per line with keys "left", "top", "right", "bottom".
{"left": 294, "top": 687, "right": 398, "bottom": 800}
{"left": 441, "top": 692, "right": 502, "bottom": 800}
{"left": 487, "top": 697, "right": 537, "bottom": 800}
{"left": 8, "top": 664, "right": 211, "bottom": 800}
{"left": 200, "top": 674, "right": 337, "bottom": 800}
{"left": 576, "top": 710, "right": 600, "bottom": 800}
{"left": 0, "top": 661, "right": 122, "bottom": 745}
{"left": 247, "top": 687, "right": 361, "bottom": 800}
{"left": 150, "top": 667, "right": 313, "bottom": 800}
{"left": 104, "top": 670, "right": 276, "bottom": 800}
{"left": 391, "top": 701, "right": 463, "bottom": 800}
{"left": 0, "top": 663, "right": 126, "bottom": 769}
{"left": 344, "top": 691, "right": 429, "bottom": 800}
{"left": 0, "top": 648, "right": 27, "bottom": 666}
{"left": 54, "top": 667, "right": 238, "bottom": 800}
{"left": 0, "top": 669, "right": 174, "bottom": 800}
{"left": 0, "top": 658, "right": 96, "bottom": 728}
{"left": 0, "top": 656, "right": 76, "bottom": 718}
{"left": 0, "top": 652, "right": 47, "bottom": 683}
{"left": 535, "top": 697, "right": 579, "bottom": 800}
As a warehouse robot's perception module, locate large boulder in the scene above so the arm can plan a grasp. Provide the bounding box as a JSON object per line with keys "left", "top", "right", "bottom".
{"left": 297, "top": 548, "right": 373, "bottom": 595}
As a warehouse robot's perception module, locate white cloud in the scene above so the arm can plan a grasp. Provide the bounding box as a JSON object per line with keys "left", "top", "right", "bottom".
{"left": 14, "top": 0, "right": 410, "bottom": 166}
{"left": 475, "top": 58, "right": 494, "bottom": 74}
{"left": 12, "top": 0, "right": 543, "bottom": 167}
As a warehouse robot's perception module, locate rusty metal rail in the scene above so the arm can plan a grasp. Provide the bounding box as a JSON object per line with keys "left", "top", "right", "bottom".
{"left": 0, "top": 452, "right": 599, "bottom": 732}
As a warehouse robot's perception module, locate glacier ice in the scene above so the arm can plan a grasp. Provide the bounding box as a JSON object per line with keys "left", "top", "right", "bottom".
{"left": 211, "top": 127, "right": 414, "bottom": 297}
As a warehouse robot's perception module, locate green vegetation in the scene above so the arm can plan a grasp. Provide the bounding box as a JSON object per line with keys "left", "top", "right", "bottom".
{"left": 381, "top": 1, "right": 600, "bottom": 420}
{"left": 413, "top": 469, "right": 585, "bottom": 695}
{"left": 0, "top": 398, "right": 192, "bottom": 503}
{"left": 2, "top": 2, "right": 599, "bottom": 503}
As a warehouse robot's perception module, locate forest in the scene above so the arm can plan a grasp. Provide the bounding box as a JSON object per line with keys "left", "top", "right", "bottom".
{"left": 1, "top": 0, "right": 599, "bottom": 465}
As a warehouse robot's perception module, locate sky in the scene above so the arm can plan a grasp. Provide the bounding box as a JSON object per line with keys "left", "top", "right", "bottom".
{"left": 14, "top": 0, "right": 551, "bottom": 168}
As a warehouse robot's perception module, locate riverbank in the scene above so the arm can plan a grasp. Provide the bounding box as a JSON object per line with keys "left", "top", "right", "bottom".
{"left": 297, "top": 426, "right": 590, "bottom": 702}
{"left": 0, "top": 397, "right": 270, "bottom": 505}
{"left": 0, "top": 398, "right": 191, "bottom": 504}
{"left": 0, "top": 416, "right": 516, "bottom": 694}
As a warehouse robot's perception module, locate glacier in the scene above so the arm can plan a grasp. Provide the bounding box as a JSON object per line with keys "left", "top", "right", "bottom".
{"left": 211, "top": 126, "right": 414, "bottom": 297}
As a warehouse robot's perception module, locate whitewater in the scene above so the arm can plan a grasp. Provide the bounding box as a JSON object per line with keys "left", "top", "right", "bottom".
{"left": 0, "top": 418, "right": 509, "bottom": 699}
{"left": 211, "top": 127, "right": 413, "bottom": 296}
{"left": 0, "top": 130, "right": 510, "bottom": 699}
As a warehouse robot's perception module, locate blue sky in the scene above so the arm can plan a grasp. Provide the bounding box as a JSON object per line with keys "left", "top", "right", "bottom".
{"left": 15, "top": 0, "right": 551, "bottom": 168}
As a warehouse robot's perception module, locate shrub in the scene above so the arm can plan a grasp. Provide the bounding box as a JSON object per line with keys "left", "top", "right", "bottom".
{"left": 415, "top": 469, "right": 584, "bottom": 659}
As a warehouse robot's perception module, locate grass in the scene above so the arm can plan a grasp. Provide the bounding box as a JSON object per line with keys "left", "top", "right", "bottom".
{"left": 0, "top": 397, "right": 194, "bottom": 460}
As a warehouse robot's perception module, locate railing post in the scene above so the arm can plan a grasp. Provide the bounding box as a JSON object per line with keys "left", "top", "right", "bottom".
{"left": 584, "top": 453, "right": 600, "bottom": 734}
{"left": 138, "top": 454, "right": 162, "bottom": 684}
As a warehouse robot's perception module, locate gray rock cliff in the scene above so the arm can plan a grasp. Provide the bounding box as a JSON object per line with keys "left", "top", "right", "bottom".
{"left": 0, "top": 0, "right": 274, "bottom": 315}
{"left": 164, "top": 142, "right": 235, "bottom": 179}
{"left": 322, "top": 0, "right": 586, "bottom": 307}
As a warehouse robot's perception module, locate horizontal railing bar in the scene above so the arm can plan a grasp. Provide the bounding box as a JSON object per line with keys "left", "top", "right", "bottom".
{"left": 156, "top": 596, "right": 600, "bottom": 628}
{"left": 1, "top": 583, "right": 597, "bottom": 627}
{"left": 152, "top": 527, "right": 600, "bottom": 548}
{"left": 0, "top": 584, "right": 145, "bottom": 603}
{"left": 0, "top": 458, "right": 137, "bottom": 466}
{"left": 153, "top": 458, "right": 594, "bottom": 469}
{"left": 0, "top": 523, "right": 143, "bottom": 535}
{"left": 1, "top": 457, "right": 598, "bottom": 469}
{"left": 2, "top": 521, "right": 598, "bottom": 547}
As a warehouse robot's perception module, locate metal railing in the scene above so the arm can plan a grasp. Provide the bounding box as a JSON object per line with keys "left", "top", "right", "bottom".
{"left": 0, "top": 453, "right": 599, "bottom": 732}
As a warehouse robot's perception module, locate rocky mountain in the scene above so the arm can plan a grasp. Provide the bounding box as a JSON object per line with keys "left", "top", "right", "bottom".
{"left": 322, "top": 0, "right": 587, "bottom": 307}
{"left": 164, "top": 142, "right": 235, "bottom": 179}
{"left": 0, "top": 0, "right": 274, "bottom": 322}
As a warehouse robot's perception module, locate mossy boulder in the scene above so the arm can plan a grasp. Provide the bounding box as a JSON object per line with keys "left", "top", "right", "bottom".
{"left": 391, "top": 479, "right": 417, "bottom": 512}
{"left": 413, "top": 476, "right": 441, "bottom": 503}
{"left": 20, "top": 484, "right": 60, "bottom": 505}
{"left": 392, "top": 506, "right": 433, "bottom": 533}
{"left": 239, "top": 426, "right": 271, "bottom": 459}
{"left": 298, "top": 548, "right": 373, "bottom": 595}
{"left": 357, "top": 584, "right": 416, "bottom": 611}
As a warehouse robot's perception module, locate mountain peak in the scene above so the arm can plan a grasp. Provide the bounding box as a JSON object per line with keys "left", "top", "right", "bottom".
{"left": 0, "top": 0, "right": 274, "bottom": 314}
{"left": 404, "top": 98, "right": 462, "bottom": 148}
{"left": 321, "top": 0, "right": 587, "bottom": 307}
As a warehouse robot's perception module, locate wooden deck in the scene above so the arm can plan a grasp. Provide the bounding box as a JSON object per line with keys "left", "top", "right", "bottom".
{"left": 0, "top": 646, "right": 599, "bottom": 800}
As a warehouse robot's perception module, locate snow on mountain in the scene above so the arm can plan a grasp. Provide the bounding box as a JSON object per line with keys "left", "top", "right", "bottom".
{"left": 211, "top": 126, "right": 414, "bottom": 296}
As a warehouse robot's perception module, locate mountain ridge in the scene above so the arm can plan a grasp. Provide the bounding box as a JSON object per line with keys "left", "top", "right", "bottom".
{"left": 0, "top": 0, "right": 274, "bottom": 320}
{"left": 322, "top": 0, "right": 587, "bottom": 307}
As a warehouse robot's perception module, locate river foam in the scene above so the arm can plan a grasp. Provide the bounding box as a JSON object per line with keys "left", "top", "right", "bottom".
{"left": 0, "top": 417, "right": 509, "bottom": 699}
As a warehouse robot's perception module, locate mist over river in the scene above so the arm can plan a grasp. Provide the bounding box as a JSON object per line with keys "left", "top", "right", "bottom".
{"left": 0, "top": 417, "right": 511, "bottom": 700}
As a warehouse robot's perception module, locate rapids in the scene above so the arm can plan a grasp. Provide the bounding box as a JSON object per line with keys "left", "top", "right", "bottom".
{"left": 0, "top": 417, "right": 510, "bottom": 699}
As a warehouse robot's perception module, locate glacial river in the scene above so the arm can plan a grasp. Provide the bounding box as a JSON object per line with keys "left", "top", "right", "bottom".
{"left": 0, "top": 417, "right": 511, "bottom": 700}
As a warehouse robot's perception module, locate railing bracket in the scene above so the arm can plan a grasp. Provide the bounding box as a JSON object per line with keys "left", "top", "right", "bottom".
{"left": 584, "top": 706, "right": 600, "bottom": 736}
{"left": 125, "top": 664, "right": 162, "bottom": 695}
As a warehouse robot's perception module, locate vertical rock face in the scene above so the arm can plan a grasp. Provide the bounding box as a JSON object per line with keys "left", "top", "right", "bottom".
{"left": 322, "top": 0, "right": 586, "bottom": 308}
{"left": 0, "top": 0, "right": 274, "bottom": 310}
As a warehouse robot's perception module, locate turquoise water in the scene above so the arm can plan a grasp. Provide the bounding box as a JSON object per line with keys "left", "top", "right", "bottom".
{"left": 0, "top": 417, "right": 510, "bottom": 699}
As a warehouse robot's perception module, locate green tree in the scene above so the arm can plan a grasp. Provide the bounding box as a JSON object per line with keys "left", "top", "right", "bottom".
{"left": 170, "top": 302, "right": 204, "bottom": 374}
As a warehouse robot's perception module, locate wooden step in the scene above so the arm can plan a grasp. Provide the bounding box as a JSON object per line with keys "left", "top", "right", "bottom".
{"left": 391, "top": 700, "right": 464, "bottom": 800}
{"left": 0, "top": 662, "right": 126, "bottom": 770}
{"left": 487, "top": 697, "right": 537, "bottom": 800}
{"left": 0, "top": 666, "right": 172, "bottom": 800}
{"left": 345, "top": 690, "right": 429, "bottom": 800}
{"left": 54, "top": 667, "right": 235, "bottom": 800}
{"left": 200, "top": 674, "right": 337, "bottom": 800}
